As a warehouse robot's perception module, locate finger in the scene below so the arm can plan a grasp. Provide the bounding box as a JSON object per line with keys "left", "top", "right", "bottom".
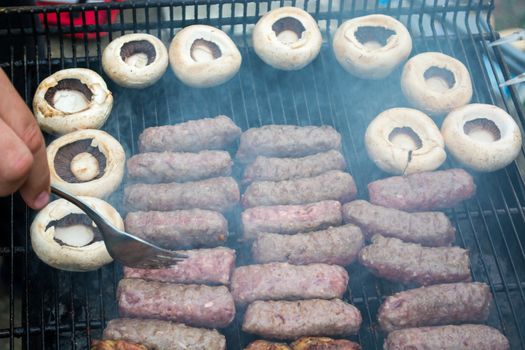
{"left": 0, "top": 118, "right": 33, "bottom": 197}
{"left": 0, "top": 68, "right": 50, "bottom": 209}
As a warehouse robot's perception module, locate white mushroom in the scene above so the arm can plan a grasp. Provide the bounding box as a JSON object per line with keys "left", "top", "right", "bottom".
{"left": 47, "top": 129, "right": 125, "bottom": 198}
{"left": 441, "top": 103, "right": 522, "bottom": 172}
{"left": 33, "top": 68, "right": 113, "bottom": 135}
{"left": 102, "top": 33, "right": 169, "bottom": 88}
{"left": 169, "top": 25, "right": 242, "bottom": 88}
{"left": 252, "top": 6, "right": 322, "bottom": 70}
{"left": 365, "top": 107, "right": 446, "bottom": 175}
{"left": 401, "top": 52, "right": 473, "bottom": 115}
{"left": 30, "top": 197, "right": 124, "bottom": 272}
{"left": 332, "top": 14, "right": 412, "bottom": 79}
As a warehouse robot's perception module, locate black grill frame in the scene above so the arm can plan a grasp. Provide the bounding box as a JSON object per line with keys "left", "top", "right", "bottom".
{"left": 1, "top": 0, "right": 525, "bottom": 349}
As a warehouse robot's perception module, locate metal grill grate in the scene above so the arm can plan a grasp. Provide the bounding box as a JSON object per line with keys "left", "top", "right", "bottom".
{"left": 1, "top": 0, "right": 525, "bottom": 349}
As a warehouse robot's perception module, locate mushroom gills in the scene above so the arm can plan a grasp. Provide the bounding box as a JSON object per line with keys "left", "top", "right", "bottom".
{"left": 463, "top": 118, "right": 501, "bottom": 143}
{"left": 354, "top": 26, "right": 396, "bottom": 50}
{"left": 190, "top": 39, "right": 222, "bottom": 63}
{"left": 47, "top": 213, "right": 102, "bottom": 247}
{"left": 388, "top": 127, "right": 423, "bottom": 151}
{"left": 120, "top": 40, "right": 156, "bottom": 68}
{"left": 54, "top": 139, "right": 107, "bottom": 183}
{"left": 44, "top": 78, "right": 93, "bottom": 114}
{"left": 272, "top": 17, "right": 306, "bottom": 45}
{"left": 424, "top": 67, "right": 456, "bottom": 93}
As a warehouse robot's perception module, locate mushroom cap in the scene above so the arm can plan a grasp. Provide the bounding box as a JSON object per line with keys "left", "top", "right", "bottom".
{"left": 47, "top": 129, "right": 125, "bottom": 198}
{"left": 252, "top": 6, "right": 322, "bottom": 70}
{"left": 30, "top": 197, "right": 124, "bottom": 272}
{"left": 365, "top": 107, "right": 446, "bottom": 174}
{"left": 332, "top": 14, "right": 412, "bottom": 79}
{"left": 441, "top": 103, "right": 523, "bottom": 172}
{"left": 33, "top": 68, "right": 113, "bottom": 135}
{"left": 102, "top": 33, "right": 169, "bottom": 88}
{"left": 401, "top": 52, "right": 473, "bottom": 115}
{"left": 169, "top": 24, "right": 242, "bottom": 88}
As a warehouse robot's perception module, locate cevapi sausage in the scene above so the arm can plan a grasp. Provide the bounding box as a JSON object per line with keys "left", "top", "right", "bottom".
{"left": 230, "top": 262, "right": 348, "bottom": 305}
{"left": 242, "top": 150, "right": 346, "bottom": 184}
{"left": 127, "top": 151, "right": 232, "bottom": 183}
{"left": 236, "top": 124, "right": 342, "bottom": 163}
{"left": 124, "top": 210, "right": 228, "bottom": 249}
{"left": 251, "top": 224, "right": 364, "bottom": 265}
{"left": 242, "top": 170, "right": 357, "bottom": 208}
{"left": 245, "top": 340, "right": 291, "bottom": 350}
{"left": 378, "top": 282, "right": 491, "bottom": 332}
{"left": 124, "top": 177, "right": 240, "bottom": 213}
{"left": 242, "top": 200, "right": 343, "bottom": 239}
{"left": 103, "top": 318, "right": 226, "bottom": 350}
{"left": 342, "top": 200, "right": 455, "bottom": 246}
{"left": 117, "top": 279, "right": 235, "bottom": 328}
{"left": 358, "top": 235, "right": 471, "bottom": 286}
{"left": 368, "top": 168, "right": 475, "bottom": 211}
{"left": 123, "top": 247, "right": 236, "bottom": 285}
{"left": 139, "top": 115, "right": 241, "bottom": 153}
{"left": 242, "top": 299, "right": 362, "bottom": 340}
{"left": 291, "top": 337, "right": 361, "bottom": 350}
{"left": 384, "top": 324, "right": 509, "bottom": 350}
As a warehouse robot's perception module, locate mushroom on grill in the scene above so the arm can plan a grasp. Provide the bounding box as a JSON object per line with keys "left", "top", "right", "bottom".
{"left": 441, "top": 103, "right": 522, "bottom": 172}
{"left": 333, "top": 14, "right": 412, "bottom": 79}
{"left": 33, "top": 68, "right": 113, "bottom": 135}
{"left": 102, "top": 33, "right": 169, "bottom": 88}
{"left": 169, "top": 25, "right": 242, "bottom": 88}
{"left": 46, "top": 129, "right": 125, "bottom": 198}
{"left": 401, "top": 52, "right": 473, "bottom": 115}
{"left": 252, "top": 6, "right": 322, "bottom": 70}
{"left": 365, "top": 107, "right": 446, "bottom": 175}
{"left": 30, "top": 197, "right": 124, "bottom": 272}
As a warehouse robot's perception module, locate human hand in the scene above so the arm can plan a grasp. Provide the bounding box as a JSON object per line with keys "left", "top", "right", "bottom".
{"left": 0, "top": 68, "right": 50, "bottom": 209}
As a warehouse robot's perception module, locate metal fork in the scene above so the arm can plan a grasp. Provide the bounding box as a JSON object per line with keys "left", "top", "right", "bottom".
{"left": 489, "top": 29, "right": 525, "bottom": 87}
{"left": 50, "top": 185, "right": 187, "bottom": 269}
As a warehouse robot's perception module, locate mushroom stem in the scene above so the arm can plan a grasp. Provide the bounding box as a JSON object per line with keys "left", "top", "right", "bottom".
{"left": 54, "top": 224, "right": 95, "bottom": 247}
{"left": 70, "top": 151, "right": 101, "bottom": 182}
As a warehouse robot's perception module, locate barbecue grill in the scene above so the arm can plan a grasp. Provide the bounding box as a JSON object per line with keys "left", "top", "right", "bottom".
{"left": 1, "top": 0, "right": 525, "bottom": 349}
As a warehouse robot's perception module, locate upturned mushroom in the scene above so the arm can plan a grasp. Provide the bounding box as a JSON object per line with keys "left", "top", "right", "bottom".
{"left": 365, "top": 107, "right": 446, "bottom": 175}
{"left": 401, "top": 52, "right": 473, "bottom": 115}
{"left": 33, "top": 68, "right": 113, "bottom": 135}
{"left": 102, "top": 33, "right": 169, "bottom": 88}
{"left": 252, "top": 6, "right": 322, "bottom": 70}
{"left": 332, "top": 14, "right": 412, "bottom": 79}
{"left": 30, "top": 197, "right": 124, "bottom": 272}
{"left": 46, "top": 129, "right": 125, "bottom": 198}
{"left": 441, "top": 103, "right": 522, "bottom": 172}
{"left": 169, "top": 25, "right": 242, "bottom": 88}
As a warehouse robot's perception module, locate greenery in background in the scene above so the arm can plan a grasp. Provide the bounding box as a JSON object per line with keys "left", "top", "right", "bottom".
{"left": 494, "top": 0, "right": 525, "bottom": 30}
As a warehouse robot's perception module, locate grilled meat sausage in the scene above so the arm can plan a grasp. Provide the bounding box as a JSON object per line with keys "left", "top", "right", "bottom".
{"left": 236, "top": 125, "right": 342, "bottom": 163}
{"left": 127, "top": 151, "right": 232, "bottom": 183}
{"left": 242, "top": 200, "right": 343, "bottom": 239}
{"left": 291, "top": 337, "right": 361, "bottom": 350}
{"left": 123, "top": 247, "right": 236, "bottom": 285}
{"left": 117, "top": 279, "right": 235, "bottom": 328}
{"left": 242, "top": 299, "right": 362, "bottom": 340}
{"left": 103, "top": 318, "right": 226, "bottom": 350}
{"left": 358, "top": 235, "right": 471, "bottom": 286}
{"left": 384, "top": 324, "right": 509, "bottom": 350}
{"left": 251, "top": 224, "right": 364, "bottom": 265}
{"left": 124, "top": 177, "right": 240, "bottom": 212}
{"left": 124, "top": 210, "right": 228, "bottom": 249}
{"left": 91, "top": 340, "right": 148, "bottom": 350}
{"left": 230, "top": 262, "right": 348, "bottom": 305}
{"left": 378, "top": 282, "right": 491, "bottom": 332}
{"left": 342, "top": 200, "right": 455, "bottom": 246}
{"left": 242, "top": 150, "right": 346, "bottom": 184}
{"left": 244, "top": 340, "right": 292, "bottom": 350}
{"left": 242, "top": 170, "right": 357, "bottom": 208}
{"left": 138, "top": 115, "right": 241, "bottom": 153}
{"left": 368, "top": 168, "right": 475, "bottom": 211}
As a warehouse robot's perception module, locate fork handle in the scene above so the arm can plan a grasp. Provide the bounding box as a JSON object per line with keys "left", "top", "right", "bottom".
{"left": 50, "top": 185, "right": 104, "bottom": 227}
